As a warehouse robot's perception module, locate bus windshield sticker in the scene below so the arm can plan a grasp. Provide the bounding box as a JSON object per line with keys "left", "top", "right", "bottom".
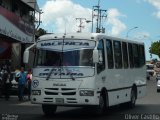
{"left": 33, "top": 67, "right": 95, "bottom": 78}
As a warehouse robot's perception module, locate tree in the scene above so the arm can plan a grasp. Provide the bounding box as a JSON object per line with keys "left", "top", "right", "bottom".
{"left": 35, "top": 28, "right": 47, "bottom": 39}
{"left": 149, "top": 41, "right": 160, "bottom": 58}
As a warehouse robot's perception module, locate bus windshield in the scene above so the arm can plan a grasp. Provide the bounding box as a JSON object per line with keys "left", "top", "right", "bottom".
{"left": 34, "top": 49, "right": 94, "bottom": 67}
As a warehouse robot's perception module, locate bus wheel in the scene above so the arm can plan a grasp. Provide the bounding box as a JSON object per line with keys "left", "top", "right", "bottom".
{"left": 128, "top": 89, "right": 136, "bottom": 108}
{"left": 96, "top": 93, "right": 107, "bottom": 115}
{"left": 42, "top": 104, "right": 57, "bottom": 116}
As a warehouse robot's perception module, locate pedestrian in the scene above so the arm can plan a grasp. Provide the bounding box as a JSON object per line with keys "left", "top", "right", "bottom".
{"left": 1, "top": 65, "right": 12, "bottom": 100}
{"left": 0, "top": 68, "right": 3, "bottom": 98}
{"left": 0, "top": 63, "right": 5, "bottom": 98}
{"left": 16, "top": 67, "right": 27, "bottom": 101}
{"left": 27, "top": 69, "right": 32, "bottom": 100}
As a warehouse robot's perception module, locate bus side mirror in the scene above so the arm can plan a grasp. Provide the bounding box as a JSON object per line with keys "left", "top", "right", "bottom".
{"left": 93, "top": 49, "right": 99, "bottom": 63}
{"left": 23, "top": 50, "right": 29, "bottom": 64}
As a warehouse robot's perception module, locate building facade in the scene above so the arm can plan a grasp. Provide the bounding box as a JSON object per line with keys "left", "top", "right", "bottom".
{"left": 0, "top": 0, "right": 39, "bottom": 70}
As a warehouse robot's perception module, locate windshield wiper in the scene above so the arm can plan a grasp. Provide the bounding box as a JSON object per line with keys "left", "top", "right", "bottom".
{"left": 46, "top": 68, "right": 55, "bottom": 80}
{"left": 46, "top": 55, "right": 62, "bottom": 80}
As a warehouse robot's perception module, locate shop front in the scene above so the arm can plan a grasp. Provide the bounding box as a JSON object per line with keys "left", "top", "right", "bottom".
{"left": 0, "top": 5, "right": 34, "bottom": 70}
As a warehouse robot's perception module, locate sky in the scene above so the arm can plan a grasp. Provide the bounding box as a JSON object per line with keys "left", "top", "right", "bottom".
{"left": 37, "top": 0, "right": 160, "bottom": 61}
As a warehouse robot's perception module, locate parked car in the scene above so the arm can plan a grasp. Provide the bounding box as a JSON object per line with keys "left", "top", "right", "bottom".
{"left": 157, "top": 79, "right": 160, "bottom": 92}
{"left": 146, "top": 64, "right": 154, "bottom": 80}
{"left": 156, "top": 74, "right": 160, "bottom": 81}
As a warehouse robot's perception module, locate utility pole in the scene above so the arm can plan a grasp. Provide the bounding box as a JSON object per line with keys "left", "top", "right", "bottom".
{"left": 76, "top": 18, "right": 86, "bottom": 33}
{"left": 92, "top": 0, "right": 107, "bottom": 33}
{"left": 97, "top": 0, "right": 100, "bottom": 33}
{"left": 99, "top": 9, "right": 107, "bottom": 33}
{"left": 27, "top": 1, "right": 42, "bottom": 42}
{"left": 93, "top": 0, "right": 100, "bottom": 33}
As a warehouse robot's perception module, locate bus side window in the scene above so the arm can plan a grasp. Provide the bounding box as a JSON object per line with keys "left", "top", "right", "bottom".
{"left": 106, "top": 39, "right": 114, "bottom": 69}
{"left": 132, "top": 44, "right": 139, "bottom": 68}
{"left": 128, "top": 43, "right": 134, "bottom": 68}
{"left": 139, "top": 45, "right": 145, "bottom": 67}
{"left": 113, "top": 41, "right": 122, "bottom": 69}
{"left": 97, "top": 40, "right": 105, "bottom": 74}
{"left": 122, "top": 42, "right": 129, "bottom": 68}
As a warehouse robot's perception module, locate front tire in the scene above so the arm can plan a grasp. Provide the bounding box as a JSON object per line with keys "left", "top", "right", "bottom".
{"left": 42, "top": 104, "right": 57, "bottom": 116}
{"left": 96, "top": 92, "right": 108, "bottom": 115}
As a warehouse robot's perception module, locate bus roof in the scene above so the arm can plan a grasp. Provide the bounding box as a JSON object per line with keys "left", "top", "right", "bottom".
{"left": 37, "top": 33, "right": 144, "bottom": 45}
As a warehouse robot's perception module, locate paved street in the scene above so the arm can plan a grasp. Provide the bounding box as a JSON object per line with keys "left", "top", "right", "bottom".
{"left": 0, "top": 77, "right": 160, "bottom": 120}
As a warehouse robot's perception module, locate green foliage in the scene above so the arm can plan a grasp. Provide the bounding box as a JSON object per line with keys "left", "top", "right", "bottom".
{"left": 35, "top": 28, "right": 47, "bottom": 39}
{"left": 149, "top": 41, "right": 160, "bottom": 58}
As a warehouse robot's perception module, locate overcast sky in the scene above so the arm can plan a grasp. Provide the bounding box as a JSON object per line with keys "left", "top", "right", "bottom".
{"left": 37, "top": 0, "right": 160, "bottom": 60}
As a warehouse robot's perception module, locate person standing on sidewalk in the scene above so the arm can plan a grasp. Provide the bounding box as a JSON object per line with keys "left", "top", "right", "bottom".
{"left": 1, "top": 64, "right": 12, "bottom": 100}
{"left": 16, "top": 67, "right": 27, "bottom": 101}
{"left": 0, "top": 67, "right": 3, "bottom": 98}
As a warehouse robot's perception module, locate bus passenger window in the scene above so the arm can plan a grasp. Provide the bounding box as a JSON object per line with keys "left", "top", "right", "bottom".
{"left": 128, "top": 43, "right": 134, "bottom": 68}
{"left": 122, "top": 42, "right": 129, "bottom": 68}
{"left": 113, "top": 41, "right": 122, "bottom": 69}
{"left": 97, "top": 40, "right": 105, "bottom": 73}
{"left": 132, "top": 44, "right": 139, "bottom": 68}
{"left": 106, "top": 39, "right": 114, "bottom": 69}
{"left": 139, "top": 45, "right": 145, "bottom": 67}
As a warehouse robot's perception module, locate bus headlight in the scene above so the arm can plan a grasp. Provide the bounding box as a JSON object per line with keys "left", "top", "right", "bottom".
{"left": 32, "top": 90, "right": 41, "bottom": 95}
{"left": 79, "top": 90, "right": 94, "bottom": 96}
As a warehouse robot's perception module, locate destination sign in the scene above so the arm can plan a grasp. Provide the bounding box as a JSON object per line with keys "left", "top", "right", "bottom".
{"left": 37, "top": 39, "right": 95, "bottom": 51}
{"left": 41, "top": 41, "right": 89, "bottom": 46}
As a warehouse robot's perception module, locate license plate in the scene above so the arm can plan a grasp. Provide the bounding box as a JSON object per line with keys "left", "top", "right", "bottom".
{"left": 55, "top": 98, "right": 64, "bottom": 104}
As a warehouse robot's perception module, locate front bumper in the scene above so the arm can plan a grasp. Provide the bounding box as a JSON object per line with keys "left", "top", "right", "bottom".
{"left": 31, "top": 88, "right": 99, "bottom": 106}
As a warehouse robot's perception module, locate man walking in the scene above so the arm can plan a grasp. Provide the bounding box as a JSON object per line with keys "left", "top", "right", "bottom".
{"left": 16, "top": 67, "right": 27, "bottom": 101}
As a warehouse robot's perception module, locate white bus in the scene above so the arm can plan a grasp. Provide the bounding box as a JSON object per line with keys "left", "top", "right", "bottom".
{"left": 24, "top": 33, "right": 146, "bottom": 115}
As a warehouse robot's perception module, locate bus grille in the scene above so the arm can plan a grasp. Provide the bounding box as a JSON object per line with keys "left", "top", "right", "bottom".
{"left": 45, "top": 91, "right": 58, "bottom": 95}
{"left": 44, "top": 88, "right": 76, "bottom": 96}
{"left": 62, "top": 92, "right": 76, "bottom": 95}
